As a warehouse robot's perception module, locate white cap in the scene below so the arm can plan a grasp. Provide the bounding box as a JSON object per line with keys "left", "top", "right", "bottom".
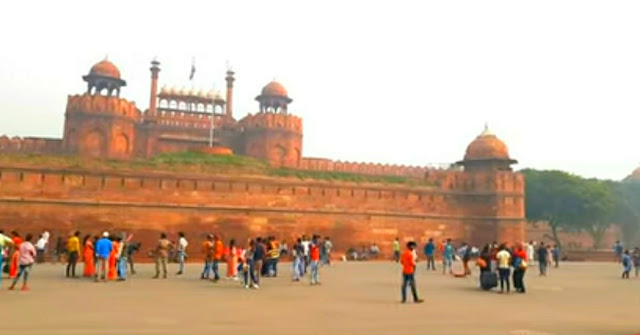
{"left": 102, "top": 231, "right": 109, "bottom": 237}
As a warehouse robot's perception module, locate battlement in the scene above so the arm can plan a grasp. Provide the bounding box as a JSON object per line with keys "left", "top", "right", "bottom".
{"left": 239, "top": 112, "right": 302, "bottom": 134}
{"left": 300, "top": 158, "right": 459, "bottom": 178}
{"left": 66, "top": 94, "right": 141, "bottom": 121}
{"left": 0, "top": 136, "right": 62, "bottom": 154}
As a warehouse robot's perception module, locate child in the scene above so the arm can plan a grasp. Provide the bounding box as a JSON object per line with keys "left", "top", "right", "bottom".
{"left": 9, "top": 233, "right": 36, "bottom": 291}
{"left": 621, "top": 250, "right": 632, "bottom": 279}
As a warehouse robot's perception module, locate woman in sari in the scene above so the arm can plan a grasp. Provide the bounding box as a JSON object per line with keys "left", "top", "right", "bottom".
{"left": 107, "top": 237, "right": 119, "bottom": 280}
{"left": 226, "top": 239, "right": 238, "bottom": 280}
{"left": 9, "top": 231, "right": 23, "bottom": 279}
{"left": 83, "top": 235, "right": 95, "bottom": 277}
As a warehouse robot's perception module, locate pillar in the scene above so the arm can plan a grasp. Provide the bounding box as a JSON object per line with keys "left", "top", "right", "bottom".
{"left": 225, "top": 69, "right": 235, "bottom": 118}
{"left": 149, "top": 59, "right": 161, "bottom": 115}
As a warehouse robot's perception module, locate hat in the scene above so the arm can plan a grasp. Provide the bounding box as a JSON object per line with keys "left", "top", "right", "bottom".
{"left": 102, "top": 231, "right": 109, "bottom": 237}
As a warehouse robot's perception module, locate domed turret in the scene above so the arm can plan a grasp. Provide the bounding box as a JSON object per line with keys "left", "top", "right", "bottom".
{"left": 261, "top": 81, "right": 288, "bottom": 97}
{"left": 255, "top": 80, "right": 292, "bottom": 114}
{"left": 83, "top": 58, "right": 127, "bottom": 97}
{"left": 457, "top": 125, "right": 517, "bottom": 172}
{"left": 89, "top": 59, "right": 121, "bottom": 79}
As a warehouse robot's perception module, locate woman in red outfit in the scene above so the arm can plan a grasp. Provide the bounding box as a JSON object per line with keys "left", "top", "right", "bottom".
{"left": 9, "top": 231, "right": 23, "bottom": 279}
{"left": 83, "top": 235, "right": 95, "bottom": 277}
{"left": 108, "top": 238, "right": 119, "bottom": 280}
{"left": 512, "top": 243, "right": 528, "bottom": 293}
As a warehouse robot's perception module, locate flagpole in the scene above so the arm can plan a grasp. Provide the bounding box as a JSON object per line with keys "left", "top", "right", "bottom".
{"left": 209, "top": 85, "right": 215, "bottom": 148}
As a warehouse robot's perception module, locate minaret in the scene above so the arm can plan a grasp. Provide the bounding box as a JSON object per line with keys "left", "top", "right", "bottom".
{"left": 149, "top": 59, "right": 160, "bottom": 115}
{"left": 225, "top": 68, "right": 235, "bottom": 118}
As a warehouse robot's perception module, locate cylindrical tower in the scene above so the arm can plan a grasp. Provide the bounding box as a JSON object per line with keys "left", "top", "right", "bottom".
{"left": 149, "top": 59, "right": 160, "bottom": 115}
{"left": 225, "top": 69, "right": 235, "bottom": 118}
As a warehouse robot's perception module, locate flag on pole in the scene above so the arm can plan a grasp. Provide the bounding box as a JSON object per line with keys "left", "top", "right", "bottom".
{"left": 189, "top": 57, "right": 196, "bottom": 80}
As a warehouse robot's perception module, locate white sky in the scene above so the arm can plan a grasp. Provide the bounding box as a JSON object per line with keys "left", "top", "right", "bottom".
{"left": 1, "top": 0, "right": 639, "bottom": 180}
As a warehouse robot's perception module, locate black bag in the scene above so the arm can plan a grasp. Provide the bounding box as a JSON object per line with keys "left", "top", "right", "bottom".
{"left": 480, "top": 271, "right": 498, "bottom": 290}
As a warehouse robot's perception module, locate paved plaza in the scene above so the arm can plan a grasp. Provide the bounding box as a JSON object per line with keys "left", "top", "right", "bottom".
{"left": 1, "top": 261, "right": 638, "bottom": 335}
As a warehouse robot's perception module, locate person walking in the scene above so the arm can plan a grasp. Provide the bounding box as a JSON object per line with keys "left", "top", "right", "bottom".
{"left": 526, "top": 241, "right": 535, "bottom": 266}
{"left": 621, "top": 249, "right": 632, "bottom": 279}
{"left": 632, "top": 247, "right": 640, "bottom": 278}
{"left": 393, "top": 237, "right": 401, "bottom": 262}
{"left": 35, "top": 234, "right": 47, "bottom": 263}
{"left": 424, "top": 238, "right": 436, "bottom": 271}
{"left": 201, "top": 234, "right": 214, "bottom": 280}
{"left": 153, "top": 233, "right": 172, "bottom": 279}
{"left": 82, "top": 235, "right": 95, "bottom": 278}
{"left": 552, "top": 244, "right": 560, "bottom": 268}
{"left": 496, "top": 244, "right": 511, "bottom": 294}
{"left": 116, "top": 234, "right": 128, "bottom": 281}
{"left": 537, "top": 242, "right": 548, "bottom": 276}
{"left": 253, "top": 237, "right": 265, "bottom": 287}
{"left": 292, "top": 238, "right": 304, "bottom": 281}
{"left": 226, "top": 239, "right": 238, "bottom": 280}
{"left": 512, "top": 243, "right": 528, "bottom": 293}
{"left": 211, "top": 234, "right": 224, "bottom": 282}
{"left": 176, "top": 232, "right": 188, "bottom": 275}
{"left": 309, "top": 235, "right": 321, "bottom": 285}
{"left": 614, "top": 241, "right": 623, "bottom": 263}
{"left": 442, "top": 239, "right": 454, "bottom": 275}
{"left": 0, "top": 230, "right": 14, "bottom": 288}
{"left": 400, "top": 241, "right": 424, "bottom": 303}
{"left": 66, "top": 231, "right": 81, "bottom": 278}
{"left": 8, "top": 234, "right": 36, "bottom": 291}
{"left": 94, "top": 232, "right": 112, "bottom": 282}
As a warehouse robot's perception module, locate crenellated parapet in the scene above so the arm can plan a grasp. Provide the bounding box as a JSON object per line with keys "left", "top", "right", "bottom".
{"left": 66, "top": 94, "right": 141, "bottom": 121}
{"left": 0, "top": 136, "right": 62, "bottom": 154}
{"left": 300, "top": 158, "right": 448, "bottom": 178}
{"left": 144, "top": 109, "right": 234, "bottom": 129}
{"left": 238, "top": 112, "right": 302, "bottom": 134}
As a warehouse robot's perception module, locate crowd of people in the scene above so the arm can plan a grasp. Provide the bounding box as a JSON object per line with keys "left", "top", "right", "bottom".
{"left": 0, "top": 229, "right": 334, "bottom": 291}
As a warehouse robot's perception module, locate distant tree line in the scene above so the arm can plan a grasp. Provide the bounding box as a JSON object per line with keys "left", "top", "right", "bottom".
{"left": 522, "top": 169, "right": 640, "bottom": 250}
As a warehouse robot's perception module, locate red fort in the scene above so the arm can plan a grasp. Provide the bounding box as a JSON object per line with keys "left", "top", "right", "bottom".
{"left": 0, "top": 58, "right": 525, "bottom": 253}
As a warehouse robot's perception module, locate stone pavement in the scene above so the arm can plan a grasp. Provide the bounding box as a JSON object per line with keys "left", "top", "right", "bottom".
{"left": 1, "top": 261, "right": 637, "bottom": 335}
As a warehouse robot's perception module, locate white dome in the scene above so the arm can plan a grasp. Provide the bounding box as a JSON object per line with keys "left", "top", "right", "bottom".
{"left": 179, "top": 87, "right": 188, "bottom": 95}
{"left": 160, "top": 85, "right": 169, "bottom": 94}
{"left": 206, "top": 90, "right": 215, "bottom": 99}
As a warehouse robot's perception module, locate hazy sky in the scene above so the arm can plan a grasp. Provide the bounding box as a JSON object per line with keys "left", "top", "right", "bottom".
{"left": 1, "top": 1, "right": 639, "bottom": 180}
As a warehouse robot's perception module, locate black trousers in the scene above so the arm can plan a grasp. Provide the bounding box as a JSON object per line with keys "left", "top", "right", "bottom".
{"left": 66, "top": 251, "right": 78, "bottom": 277}
{"left": 401, "top": 273, "right": 419, "bottom": 302}
{"left": 513, "top": 268, "right": 526, "bottom": 292}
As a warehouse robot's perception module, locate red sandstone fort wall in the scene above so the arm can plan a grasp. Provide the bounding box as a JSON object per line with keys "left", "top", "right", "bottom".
{"left": 0, "top": 166, "right": 524, "bottom": 255}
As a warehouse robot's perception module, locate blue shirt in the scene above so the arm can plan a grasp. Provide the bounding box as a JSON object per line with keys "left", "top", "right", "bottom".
{"left": 424, "top": 242, "right": 435, "bottom": 256}
{"left": 95, "top": 237, "right": 112, "bottom": 258}
{"left": 443, "top": 244, "right": 454, "bottom": 260}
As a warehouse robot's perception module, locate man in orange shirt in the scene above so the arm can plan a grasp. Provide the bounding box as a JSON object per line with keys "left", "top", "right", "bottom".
{"left": 200, "top": 235, "right": 214, "bottom": 280}
{"left": 400, "top": 241, "right": 423, "bottom": 304}
{"left": 211, "top": 234, "right": 224, "bottom": 282}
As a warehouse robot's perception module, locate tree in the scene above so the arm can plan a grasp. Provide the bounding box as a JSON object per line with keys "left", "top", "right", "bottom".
{"left": 609, "top": 181, "right": 640, "bottom": 246}
{"left": 522, "top": 169, "right": 587, "bottom": 249}
{"left": 574, "top": 178, "right": 614, "bottom": 249}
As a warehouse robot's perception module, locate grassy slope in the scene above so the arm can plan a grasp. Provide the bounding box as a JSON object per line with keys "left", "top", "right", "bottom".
{"left": 0, "top": 152, "right": 430, "bottom": 186}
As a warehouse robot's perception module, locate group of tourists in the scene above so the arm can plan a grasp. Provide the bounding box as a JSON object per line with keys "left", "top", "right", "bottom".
{"left": 614, "top": 241, "right": 640, "bottom": 279}
{"left": 0, "top": 228, "right": 333, "bottom": 292}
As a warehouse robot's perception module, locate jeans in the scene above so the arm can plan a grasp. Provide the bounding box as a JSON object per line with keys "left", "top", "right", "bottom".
{"left": 246, "top": 259, "right": 258, "bottom": 286}
{"left": 426, "top": 255, "right": 436, "bottom": 270}
{"left": 393, "top": 251, "right": 400, "bottom": 262}
{"left": 95, "top": 257, "right": 108, "bottom": 280}
{"left": 310, "top": 260, "right": 320, "bottom": 284}
{"left": 177, "top": 251, "right": 186, "bottom": 273}
{"left": 513, "top": 268, "right": 525, "bottom": 292}
{"left": 498, "top": 268, "right": 511, "bottom": 292}
{"left": 11, "top": 264, "right": 32, "bottom": 287}
{"left": 36, "top": 249, "right": 45, "bottom": 263}
{"left": 443, "top": 257, "right": 453, "bottom": 273}
{"left": 254, "top": 259, "right": 263, "bottom": 285}
{"left": 212, "top": 259, "right": 220, "bottom": 281}
{"left": 539, "top": 260, "right": 547, "bottom": 275}
{"left": 202, "top": 260, "right": 213, "bottom": 278}
{"left": 118, "top": 257, "right": 128, "bottom": 280}
{"left": 268, "top": 258, "right": 278, "bottom": 277}
{"left": 401, "top": 273, "right": 419, "bottom": 302}
{"left": 293, "top": 256, "right": 304, "bottom": 280}
{"left": 0, "top": 256, "right": 3, "bottom": 286}
{"left": 66, "top": 251, "right": 78, "bottom": 277}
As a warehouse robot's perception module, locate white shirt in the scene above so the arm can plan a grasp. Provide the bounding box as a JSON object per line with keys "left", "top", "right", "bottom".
{"left": 178, "top": 237, "right": 188, "bottom": 251}
{"left": 0, "top": 233, "right": 13, "bottom": 247}
{"left": 35, "top": 237, "right": 47, "bottom": 250}
{"left": 301, "top": 241, "right": 310, "bottom": 256}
